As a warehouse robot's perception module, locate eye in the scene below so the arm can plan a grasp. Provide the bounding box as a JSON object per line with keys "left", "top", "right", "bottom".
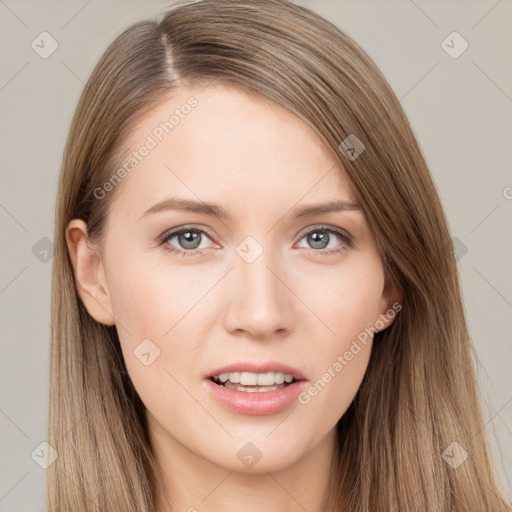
{"left": 295, "top": 226, "right": 352, "bottom": 256}
{"left": 158, "top": 224, "right": 353, "bottom": 258}
{"left": 158, "top": 226, "right": 215, "bottom": 257}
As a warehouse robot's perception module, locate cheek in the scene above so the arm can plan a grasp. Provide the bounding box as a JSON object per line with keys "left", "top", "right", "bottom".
{"left": 298, "top": 341, "right": 371, "bottom": 435}
{"left": 106, "top": 261, "right": 201, "bottom": 421}
{"left": 106, "top": 249, "right": 209, "bottom": 338}
{"left": 105, "top": 251, "right": 212, "bottom": 393}
{"left": 294, "top": 252, "right": 385, "bottom": 344}
{"left": 293, "top": 257, "right": 383, "bottom": 421}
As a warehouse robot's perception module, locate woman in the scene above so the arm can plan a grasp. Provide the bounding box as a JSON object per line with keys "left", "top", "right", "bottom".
{"left": 48, "top": 0, "right": 511, "bottom": 510}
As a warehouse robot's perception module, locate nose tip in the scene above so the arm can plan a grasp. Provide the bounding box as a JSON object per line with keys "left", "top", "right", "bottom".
{"left": 222, "top": 251, "right": 291, "bottom": 339}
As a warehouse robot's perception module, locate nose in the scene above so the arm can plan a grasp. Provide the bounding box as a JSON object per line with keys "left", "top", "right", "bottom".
{"left": 222, "top": 247, "right": 293, "bottom": 339}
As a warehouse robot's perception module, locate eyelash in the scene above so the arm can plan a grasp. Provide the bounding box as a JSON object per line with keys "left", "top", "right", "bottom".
{"left": 157, "top": 224, "right": 353, "bottom": 258}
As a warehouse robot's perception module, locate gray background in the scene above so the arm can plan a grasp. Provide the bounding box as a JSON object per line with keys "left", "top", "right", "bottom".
{"left": 1, "top": 0, "right": 511, "bottom": 509}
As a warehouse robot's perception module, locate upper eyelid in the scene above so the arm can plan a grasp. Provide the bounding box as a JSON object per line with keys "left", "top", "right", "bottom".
{"left": 295, "top": 224, "right": 351, "bottom": 240}
{"left": 160, "top": 225, "right": 216, "bottom": 243}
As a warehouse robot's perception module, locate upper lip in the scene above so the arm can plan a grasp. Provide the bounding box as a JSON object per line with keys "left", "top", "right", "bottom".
{"left": 207, "top": 361, "right": 307, "bottom": 381}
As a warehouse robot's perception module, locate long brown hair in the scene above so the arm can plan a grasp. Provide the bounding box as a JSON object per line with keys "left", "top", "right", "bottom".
{"left": 48, "top": 1, "right": 511, "bottom": 510}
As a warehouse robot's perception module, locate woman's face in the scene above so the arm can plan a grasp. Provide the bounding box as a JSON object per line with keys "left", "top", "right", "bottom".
{"left": 68, "top": 83, "right": 399, "bottom": 474}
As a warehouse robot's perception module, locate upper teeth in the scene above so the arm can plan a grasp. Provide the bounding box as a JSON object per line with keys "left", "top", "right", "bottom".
{"left": 214, "top": 372, "right": 295, "bottom": 386}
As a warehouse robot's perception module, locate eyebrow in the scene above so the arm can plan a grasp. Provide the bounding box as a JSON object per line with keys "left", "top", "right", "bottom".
{"left": 137, "top": 197, "right": 361, "bottom": 221}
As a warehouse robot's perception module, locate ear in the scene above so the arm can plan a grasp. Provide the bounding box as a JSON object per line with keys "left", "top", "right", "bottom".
{"left": 65, "top": 219, "right": 115, "bottom": 326}
{"left": 374, "top": 272, "right": 403, "bottom": 333}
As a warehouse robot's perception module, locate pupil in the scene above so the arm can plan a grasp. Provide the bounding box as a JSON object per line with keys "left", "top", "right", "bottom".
{"left": 309, "top": 231, "right": 328, "bottom": 249}
{"left": 180, "top": 230, "right": 200, "bottom": 249}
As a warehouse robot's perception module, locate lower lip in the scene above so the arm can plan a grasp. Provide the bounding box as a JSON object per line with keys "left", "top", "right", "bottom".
{"left": 203, "top": 378, "right": 307, "bottom": 416}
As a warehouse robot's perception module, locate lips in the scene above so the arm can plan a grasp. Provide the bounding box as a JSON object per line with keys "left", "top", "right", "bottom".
{"left": 206, "top": 361, "right": 307, "bottom": 381}
{"left": 203, "top": 376, "right": 307, "bottom": 415}
{"left": 203, "top": 361, "right": 308, "bottom": 415}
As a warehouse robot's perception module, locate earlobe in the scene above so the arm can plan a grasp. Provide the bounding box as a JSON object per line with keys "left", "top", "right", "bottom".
{"left": 65, "top": 219, "right": 116, "bottom": 326}
{"left": 375, "top": 277, "right": 403, "bottom": 333}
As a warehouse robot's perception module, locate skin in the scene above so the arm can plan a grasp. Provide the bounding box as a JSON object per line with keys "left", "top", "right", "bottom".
{"left": 66, "top": 83, "right": 401, "bottom": 512}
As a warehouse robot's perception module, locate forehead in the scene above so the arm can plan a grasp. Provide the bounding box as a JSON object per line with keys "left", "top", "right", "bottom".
{"left": 108, "top": 83, "right": 357, "bottom": 220}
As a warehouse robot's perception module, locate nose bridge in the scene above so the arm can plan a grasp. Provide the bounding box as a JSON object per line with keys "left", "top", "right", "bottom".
{"left": 225, "top": 238, "right": 290, "bottom": 337}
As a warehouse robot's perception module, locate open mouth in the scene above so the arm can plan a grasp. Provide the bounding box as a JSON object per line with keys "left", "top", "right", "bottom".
{"left": 209, "top": 375, "right": 297, "bottom": 393}
{"left": 204, "top": 370, "right": 307, "bottom": 415}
